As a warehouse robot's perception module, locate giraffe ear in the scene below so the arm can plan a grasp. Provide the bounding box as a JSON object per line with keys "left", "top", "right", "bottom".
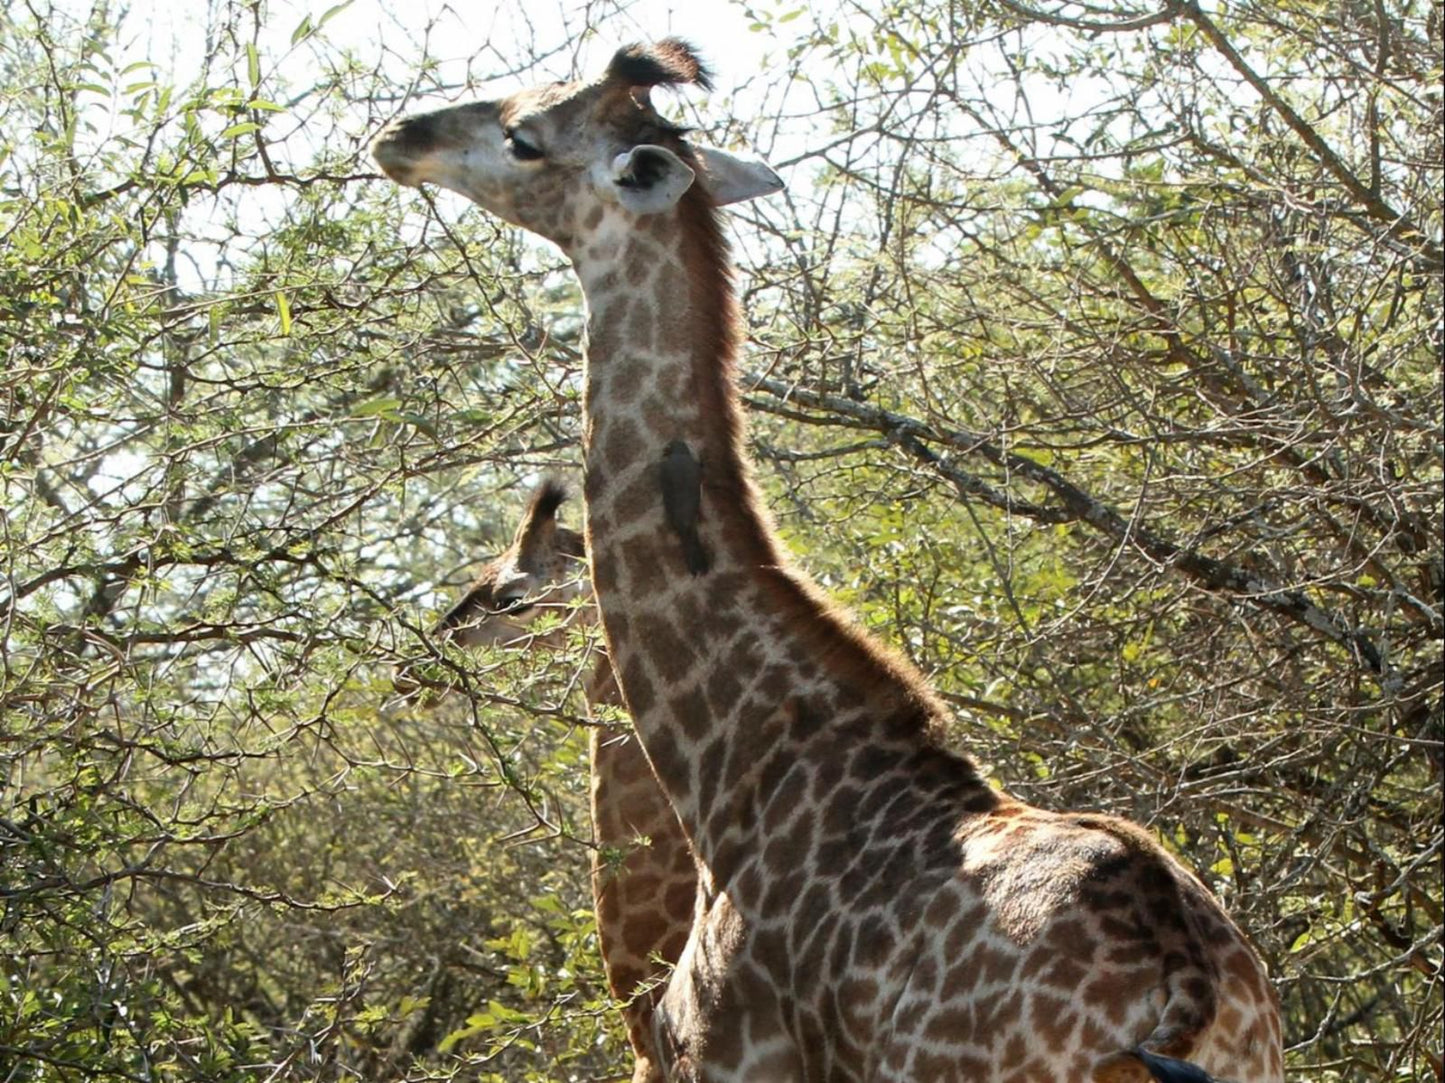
{"left": 691, "top": 146, "right": 784, "bottom": 205}
{"left": 608, "top": 145, "right": 696, "bottom": 214}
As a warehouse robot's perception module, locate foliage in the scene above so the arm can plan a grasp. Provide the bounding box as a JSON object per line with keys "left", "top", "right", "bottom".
{"left": 1, "top": 0, "right": 1439, "bottom": 1080}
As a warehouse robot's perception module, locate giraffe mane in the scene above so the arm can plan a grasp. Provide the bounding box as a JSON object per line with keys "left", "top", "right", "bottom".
{"left": 672, "top": 182, "right": 964, "bottom": 757}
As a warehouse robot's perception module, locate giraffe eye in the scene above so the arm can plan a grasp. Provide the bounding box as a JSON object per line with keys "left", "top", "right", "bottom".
{"left": 494, "top": 595, "right": 534, "bottom": 616}
{"left": 504, "top": 130, "right": 544, "bottom": 161}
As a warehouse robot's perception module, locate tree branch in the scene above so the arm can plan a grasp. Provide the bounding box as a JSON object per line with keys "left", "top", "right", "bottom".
{"left": 1177, "top": 0, "right": 1443, "bottom": 271}
{"left": 744, "top": 371, "right": 1386, "bottom": 676}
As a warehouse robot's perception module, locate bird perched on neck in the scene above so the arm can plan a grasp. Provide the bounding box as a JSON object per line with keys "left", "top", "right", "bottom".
{"left": 660, "top": 439, "right": 710, "bottom": 575}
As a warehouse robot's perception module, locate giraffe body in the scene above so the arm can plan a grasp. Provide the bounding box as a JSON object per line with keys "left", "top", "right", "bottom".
{"left": 424, "top": 483, "right": 693, "bottom": 1083}
{"left": 373, "top": 41, "right": 1284, "bottom": 1082}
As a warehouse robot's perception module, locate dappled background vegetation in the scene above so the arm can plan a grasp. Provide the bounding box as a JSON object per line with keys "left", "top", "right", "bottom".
{"left": 2, "top": 0, "right": 1439, "bottom": 1079}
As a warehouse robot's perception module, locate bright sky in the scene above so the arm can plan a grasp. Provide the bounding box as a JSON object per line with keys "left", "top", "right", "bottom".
{"left": 31, "top": 0, "right": 796, "bottom": 282}
{"left": 107, "top": 0, "right": 777, "bottom": 100}
{"left": 42, "top": 0, "right": 794, "bottom": 496}
{"left": 72, "top": 0, "right": 796, "bottom": 209}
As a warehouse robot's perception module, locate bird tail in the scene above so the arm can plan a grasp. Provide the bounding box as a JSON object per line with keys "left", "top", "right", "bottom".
{"left": 680, "top": 529, "right": 711, "bottom": 575}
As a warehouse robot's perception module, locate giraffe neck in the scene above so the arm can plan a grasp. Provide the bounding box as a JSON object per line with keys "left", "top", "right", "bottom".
{"left": 573, "top": 190, "right": 979, "bottom": 878}
{"left": 584, "top": 652, "right": 623, "bottom": 711}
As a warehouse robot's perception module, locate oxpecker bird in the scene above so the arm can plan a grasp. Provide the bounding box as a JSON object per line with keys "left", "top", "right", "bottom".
{"left": 660, "top": 439, "right": 710, "bottom": 575}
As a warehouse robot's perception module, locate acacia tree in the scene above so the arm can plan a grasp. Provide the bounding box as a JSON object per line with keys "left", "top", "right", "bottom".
{"left": 1, "top": 0, "right": 1438, "bottom": 1080}
{"left": 735, "top": 2, "right": 1441, "bottom": 1077}
{"left": 2, "top": 2, "right": 618, "bottom": 1077}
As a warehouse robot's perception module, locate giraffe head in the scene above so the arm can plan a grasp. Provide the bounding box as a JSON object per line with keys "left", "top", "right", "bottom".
{"left": 432, "top": 479, "right": 589, "bottom": 650}
{"left": 371, "top": 38, "right": 782, "bottom": 249}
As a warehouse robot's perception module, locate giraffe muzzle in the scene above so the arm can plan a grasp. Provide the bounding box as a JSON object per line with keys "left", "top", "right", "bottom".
{"left": 371, "top": 116, "right": 434, "bottom": 185}
{"left": 372, "top": 101, "right": 503, "bottom": 186}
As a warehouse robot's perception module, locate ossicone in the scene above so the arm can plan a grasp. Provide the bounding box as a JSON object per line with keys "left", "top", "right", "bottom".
{"left": 529, "top": 478, "right": 569, "bottom": 521}
{"left": 606, "top": 38, "right": 713, "bottom": 92}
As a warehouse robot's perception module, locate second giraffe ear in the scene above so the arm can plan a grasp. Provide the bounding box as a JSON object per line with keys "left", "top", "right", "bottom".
{"left": 691, "top": 146, "right": 784, "bottom": 206}
{"left": 607, "top": 146, "right": 696, "bottom": 214}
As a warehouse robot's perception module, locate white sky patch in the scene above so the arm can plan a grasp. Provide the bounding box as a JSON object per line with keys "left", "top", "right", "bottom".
{"left": 36, "top": 0, "right": 798, "bottom": 290}
{"left": 82, "top": 0, "right": 777, "bottom": 103}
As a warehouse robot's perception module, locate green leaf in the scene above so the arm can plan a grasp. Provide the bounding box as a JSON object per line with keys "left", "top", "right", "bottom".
{"left": 245, "top": 44, "right": 259, "bottom": 89}
{"left": 317, "top": 1, "right": 354, "bottom": 29}
{"left": 352, "top": 397, "right": 402, "bottom": 417}
{"left": 397, "top": 411, "right": 437, "bottom": 438}
{"left": 438, "top": 1021, "right": 484, "bottom": 1053}
{"left": 274, "top": 290, "right": 292, "bottom": 335}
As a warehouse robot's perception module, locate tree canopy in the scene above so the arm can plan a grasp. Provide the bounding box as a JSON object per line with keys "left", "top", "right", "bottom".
{"left": 2, "top": 1, "right": 1440, "bottom": 1079}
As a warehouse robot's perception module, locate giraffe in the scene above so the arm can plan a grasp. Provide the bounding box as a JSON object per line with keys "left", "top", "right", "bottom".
{"left": 421, "top": 480, "right": 694, "bottom": 1083}
{"left": 372, "top": 40, "right": 1285, "bottom": 1082}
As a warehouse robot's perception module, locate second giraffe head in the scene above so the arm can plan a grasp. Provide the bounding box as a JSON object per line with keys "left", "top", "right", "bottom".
{"left": 433, "top": 480, "right": 589, "bottom": 651}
